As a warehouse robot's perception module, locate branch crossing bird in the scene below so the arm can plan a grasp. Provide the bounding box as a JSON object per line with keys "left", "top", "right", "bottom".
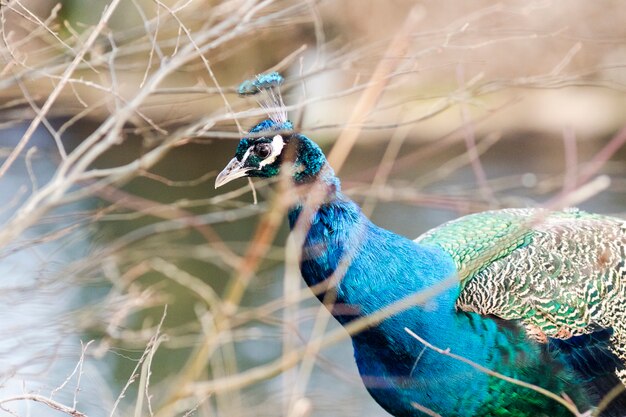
{"left": 215, "top": 72, "right": 626, "bottom": 417}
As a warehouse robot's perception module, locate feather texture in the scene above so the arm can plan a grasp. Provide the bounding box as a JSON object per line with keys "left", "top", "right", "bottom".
{"left": 419, "top": 208, "right": 626, "bottom": 388}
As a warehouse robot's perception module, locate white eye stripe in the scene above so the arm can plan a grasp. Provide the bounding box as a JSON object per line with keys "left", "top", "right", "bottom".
{"left": 240, "top": 146, "right": 253, "bottom": 165}
{"left": 259, "top": 135, "right": 284, "bottom": 167}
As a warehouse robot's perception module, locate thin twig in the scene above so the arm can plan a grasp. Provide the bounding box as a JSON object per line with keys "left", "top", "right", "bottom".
{"left": 0, "top": 0, "right": 123, "bottom": 178}
{"left": 403, "top": 327, "right": 583, "bottom": 416}
{"left": 0, "top": 395, "right": 88, "bottom": 417}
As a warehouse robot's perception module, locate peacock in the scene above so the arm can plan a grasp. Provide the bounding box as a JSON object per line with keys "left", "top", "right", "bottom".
{"left": 215, "top": 73, "right": 626, "bottom": 417}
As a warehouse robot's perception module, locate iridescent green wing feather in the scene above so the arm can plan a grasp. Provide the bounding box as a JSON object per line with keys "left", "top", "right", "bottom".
{"left": 416, "top": 208, "right": 546, "bottom": 282}
{"left": 416, "top": 208, "right": 613, "bottom": 282}
{"left": 417, "top": 208, "right": 626, "bottom": 384}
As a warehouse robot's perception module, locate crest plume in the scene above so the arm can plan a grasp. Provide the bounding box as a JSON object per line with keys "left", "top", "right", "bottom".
{"left": 238, "top": 72, "right": 288, "bottom": 125}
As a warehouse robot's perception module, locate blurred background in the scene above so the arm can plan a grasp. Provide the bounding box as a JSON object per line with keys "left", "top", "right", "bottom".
{"left": 0, "top": 1, "right": 625, "bottom": 416}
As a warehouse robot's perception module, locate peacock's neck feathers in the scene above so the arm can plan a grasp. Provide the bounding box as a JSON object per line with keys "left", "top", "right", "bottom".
{"left": 289, "top": 134, "right": 328, "bottom": 184}
{"left": 287, "top": 168, "right": 454, "bottom": 316}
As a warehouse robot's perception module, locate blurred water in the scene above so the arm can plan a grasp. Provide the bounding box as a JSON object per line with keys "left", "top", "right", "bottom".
{"left": 0, "top": 123, "right": 113, "bottom": 416}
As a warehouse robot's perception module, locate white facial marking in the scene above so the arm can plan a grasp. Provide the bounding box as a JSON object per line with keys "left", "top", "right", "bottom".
{"left": 258, "top": 135, "right": 284, "bottom": 168}
{"left": 240, "top": 146, "right": 253, "bottom": 165}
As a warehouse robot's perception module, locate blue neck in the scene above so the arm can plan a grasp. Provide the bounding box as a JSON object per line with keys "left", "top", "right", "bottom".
{"left": 286, "top": 170, "right": 494, "bottom": 414}
{"left": 287, "top": 166, "right": 456, "bottom": 317}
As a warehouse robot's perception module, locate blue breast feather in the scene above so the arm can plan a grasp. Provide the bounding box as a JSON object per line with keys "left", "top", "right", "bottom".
{"left": 288, "top": 196, "right": 624, "bottom": 416}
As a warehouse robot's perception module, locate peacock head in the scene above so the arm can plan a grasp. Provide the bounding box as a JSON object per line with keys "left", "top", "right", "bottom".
{"left": 214, "top": 118, "right": 293, "bottom": 188}
{"left": 215, "top": 73, "right": 327, "bottom": 188}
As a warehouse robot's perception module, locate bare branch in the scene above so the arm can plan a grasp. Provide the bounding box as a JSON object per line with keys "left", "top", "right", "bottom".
{"left": 0, "top": 394, "right": 88, "bottom": 417}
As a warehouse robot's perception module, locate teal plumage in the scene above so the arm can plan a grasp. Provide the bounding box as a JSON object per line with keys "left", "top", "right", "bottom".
{"left": 215, "top": 73, "right": 626, "bottom": 416}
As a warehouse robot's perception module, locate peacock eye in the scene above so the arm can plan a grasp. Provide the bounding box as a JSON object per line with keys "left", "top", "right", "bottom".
{"left": 255, "top": 143, "right": 272, "bottom": 159}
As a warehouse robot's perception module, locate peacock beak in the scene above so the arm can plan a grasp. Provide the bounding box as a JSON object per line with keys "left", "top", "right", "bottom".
{"left": 215, "top": 158, "right": 252, "bottom": 188}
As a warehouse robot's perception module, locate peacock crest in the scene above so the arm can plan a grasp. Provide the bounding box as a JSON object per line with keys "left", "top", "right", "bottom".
{"left": 238, "top": 72, "right": 288, "bottom": 126}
